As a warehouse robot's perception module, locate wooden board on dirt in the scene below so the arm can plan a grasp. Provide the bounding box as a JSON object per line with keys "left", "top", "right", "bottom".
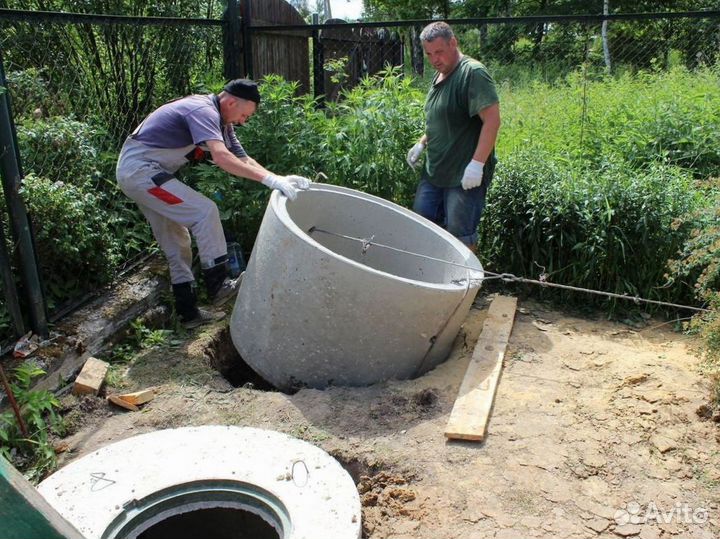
{"left": 72, "top": 357, "right": 109, "bottom": 396}
{"left": 107, "top": 394, "right": 139, "bottom": 412}
{"left": 445, "top": 295, "right": 518, "bottom": 442}
{"left": 117, "top": 388, "right": 155, "bottom": 406}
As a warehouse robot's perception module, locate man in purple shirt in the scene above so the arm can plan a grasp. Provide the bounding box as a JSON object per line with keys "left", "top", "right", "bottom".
{"left": 116, "top": 79, "right": 310, "bottom": 328}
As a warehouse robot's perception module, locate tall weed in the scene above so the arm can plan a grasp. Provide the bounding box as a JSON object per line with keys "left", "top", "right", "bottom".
{"left": 500, "top": 65, "right": 720, "bottom": 179}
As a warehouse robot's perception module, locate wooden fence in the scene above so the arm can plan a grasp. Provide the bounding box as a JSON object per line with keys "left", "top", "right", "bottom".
{"left": 241, "top": 0, "right": 403, "bottom": 99}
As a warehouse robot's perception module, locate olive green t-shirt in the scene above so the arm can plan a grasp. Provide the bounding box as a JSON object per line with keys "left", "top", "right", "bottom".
{"left": 421, "top": 56, "right": 499, "bottom": 188}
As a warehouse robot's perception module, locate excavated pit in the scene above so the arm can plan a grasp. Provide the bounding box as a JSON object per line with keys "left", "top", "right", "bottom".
{"left": 205, "top": 328, "right": 276, "bottom": 391}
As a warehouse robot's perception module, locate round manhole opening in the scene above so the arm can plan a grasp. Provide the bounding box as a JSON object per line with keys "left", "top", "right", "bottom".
{"left": 102, "top": 480, "right": 288, "bottom": 539}
{"left": 137, "top": 507, "right": 278, "bottom": 539}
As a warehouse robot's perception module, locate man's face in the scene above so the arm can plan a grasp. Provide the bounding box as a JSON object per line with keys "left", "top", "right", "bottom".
{"left": 423, "top": 36, "right": 460, "bottom": 75}
{"left": 224, "top": 96, "right": 257, "bottom": 126}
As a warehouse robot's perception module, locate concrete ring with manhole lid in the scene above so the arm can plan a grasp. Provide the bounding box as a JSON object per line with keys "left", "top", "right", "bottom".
{"left": 231, "top": 182, "right": 484, "bottom": 391}
{"left": 37, "top": 426, "right": 361, "bottom": 539}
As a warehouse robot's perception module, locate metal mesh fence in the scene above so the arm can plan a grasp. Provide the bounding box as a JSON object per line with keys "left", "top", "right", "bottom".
{"left": 267, "top": 13, "right": 720, "bottom": 100}
{"left": 0, "top": 13, "right": 225, "bottom": 329}
{"left": 2, "top": 16, "right": 224, "bottom": 172}
{"left": 247, "top": 13, "right": 719, "bottom": 171}
{"left": 0, "top": 9, "right": 718, "bottom": 340}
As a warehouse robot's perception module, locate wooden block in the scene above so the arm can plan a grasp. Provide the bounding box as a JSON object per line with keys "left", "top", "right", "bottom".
{"left": 117, "top": 388, "right": 155, "bottom": 406}
{"left": 72, "top": 357, "right": 109, "bottom": 396}
{"left": 107, "top": 395, "right": 139, "bottom": 412}
{"left": 445, "top": 295, "right": 518, "bottom": 442}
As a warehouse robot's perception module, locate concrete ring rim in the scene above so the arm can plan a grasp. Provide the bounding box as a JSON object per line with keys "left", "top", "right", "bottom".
{"left": 37, "top": 425, "right": 361, "bottom": 539}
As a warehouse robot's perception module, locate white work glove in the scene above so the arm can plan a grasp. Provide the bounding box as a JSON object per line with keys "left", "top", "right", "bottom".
{"left": 406, "top": 141, "right": 426, "bottom": 169}
{"left": 286, "top": 175, "right": 312, "bottom": 190}
{"left": 461, "top": 160, "right": 484, "bottom": 190}
{"left": 262, "top": 174, "right": 298, "bottom": 201}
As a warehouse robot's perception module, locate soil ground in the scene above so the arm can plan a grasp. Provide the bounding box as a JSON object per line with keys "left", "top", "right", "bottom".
{"left": 51, "top": 292, "right": 720, "bottom": 539}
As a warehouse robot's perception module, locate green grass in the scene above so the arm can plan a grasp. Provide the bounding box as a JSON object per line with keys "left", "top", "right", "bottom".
{"left": 498, "top": 65, "right": 720, "bottom": 178}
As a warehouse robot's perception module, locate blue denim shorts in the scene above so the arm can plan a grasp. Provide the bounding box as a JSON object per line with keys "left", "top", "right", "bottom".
{"left": 412, "top": 179, "right": 491, "bottom": 246}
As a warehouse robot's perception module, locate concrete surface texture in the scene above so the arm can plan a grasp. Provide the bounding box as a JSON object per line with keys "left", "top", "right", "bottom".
{"left": 38, "top": 426, "right": 361, "bottom": 539}
{"left": 231, "top": 183, "right": 483, "bottom": 390}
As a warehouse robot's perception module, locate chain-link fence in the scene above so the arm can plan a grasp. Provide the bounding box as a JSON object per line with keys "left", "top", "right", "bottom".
{"left": 247, "top": 12, "right": 720, "bottom": 99}
{"left": 0, "top": 9, "right": 226, "bottom": 341}
{"left": 0, "top": 7, "right": 718, "bottom": 344}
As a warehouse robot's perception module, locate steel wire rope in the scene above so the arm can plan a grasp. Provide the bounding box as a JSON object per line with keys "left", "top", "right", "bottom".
{"left": 307, "top": 227, "right": 711, "bottom": 313}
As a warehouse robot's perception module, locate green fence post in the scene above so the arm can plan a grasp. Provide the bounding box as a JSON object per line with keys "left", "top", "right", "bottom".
{"left": 0, "top": 455, "right": 85, "bottom": 539}
{"left": 0, "top": 52, "right": 48, "bottom": 338}
{"left": 223, "top": 0, "right": 243, "bottom": 79}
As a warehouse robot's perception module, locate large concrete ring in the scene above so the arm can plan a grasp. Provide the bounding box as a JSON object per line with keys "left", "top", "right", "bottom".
{"left": 231, "top": 183, "right": 484, "bottom": 391}
{"left": 37, "top": 426, "right": 361, "bottom": 539}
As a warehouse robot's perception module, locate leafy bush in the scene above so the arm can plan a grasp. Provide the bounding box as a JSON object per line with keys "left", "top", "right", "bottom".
{"left": 241, "top": 69, "right": 425, "bottom": 206}
{"left": 17, "top": 116, "right": 105, "bottom": 187}
{"left": 0, "top": 362, "right": 63, "bottom": 481}
{"left": 5, "top": 68, "right": 53, "bottom": 119}
{"left": 19, "top": 174, "right": 122, "bottom": 308}
{"left": 668, "top": 182, "right": 720, "bottom": 394}
{"left": 479, "top": 152, "right": 703, "bottom": 310}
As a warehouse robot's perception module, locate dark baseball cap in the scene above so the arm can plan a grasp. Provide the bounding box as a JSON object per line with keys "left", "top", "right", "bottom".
{"left": 223, "top": 79, "right": 261, "bottom": 104}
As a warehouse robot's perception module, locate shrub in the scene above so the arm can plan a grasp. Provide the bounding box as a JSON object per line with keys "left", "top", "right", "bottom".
{"left": 19, "top": 174, "right": 122, "bottom": 309}
{"left": 5, "top": 68, "right": 53, "bottom": 119}
{"left": 499, "top": 66, "right": 720, "bottom": 179}
{"left": 17, "top": 116, "right": 105, "bottom": 187}
{"left": 0, "top": 362, "right": 63, "bottom": 481}
{"left": 668, "top": 181, "right": 720, "bottom": 396}
{"left": 240, "top": 70, "right": 425, "bottom": 207}
{"left": 479, "top": 151, "right": 702, "bottom": 310}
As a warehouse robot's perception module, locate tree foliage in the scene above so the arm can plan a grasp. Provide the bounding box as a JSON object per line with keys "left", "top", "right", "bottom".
{"left": 1, "top": 0, "right": 224, "bottom": 145}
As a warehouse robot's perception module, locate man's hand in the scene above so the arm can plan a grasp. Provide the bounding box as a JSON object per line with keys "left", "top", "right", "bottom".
{"left": 261, "top": 174, "right": 299, "bottom": 201}
{"left": 286, "top": 175, "right": 312, "bottom": 190}
{"left": 406, "top": 142, "right": 426, "bottom": 169}
{"left": 461, "top": 160, "right": 484, "bottom": 190}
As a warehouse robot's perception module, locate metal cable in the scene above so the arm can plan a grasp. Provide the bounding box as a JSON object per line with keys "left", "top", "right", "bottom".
{"left": 307, "top": 227, "right": 711, "bottom": 313}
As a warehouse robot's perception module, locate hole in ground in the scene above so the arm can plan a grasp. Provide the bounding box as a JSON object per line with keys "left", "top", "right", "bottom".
{"left": 329, "top": 450, "right": 385, "bottom": 484}
{"left": 137, "top": 507, "right": 279, "bottom": 539}
{"left": 330, "top": 451, "right": 419, "bottom": 539}
{"left": 205, "top": 327, "right": 276, "bottom": 391}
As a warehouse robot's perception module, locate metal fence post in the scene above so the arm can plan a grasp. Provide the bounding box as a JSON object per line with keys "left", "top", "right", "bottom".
{"left": 223, "top": 0, "right": 243, "bottom": 79}
{"left": 0, "top": 221, "right": 25, "bottom": 337}
{"left": 240, "top": 0, "right": 253, "bottom": 78}
{"left": 312, "top": 13, "right": 325, "bottom": 105}
{"left": 0, "top": 52, "right": 48, "bottom": 338}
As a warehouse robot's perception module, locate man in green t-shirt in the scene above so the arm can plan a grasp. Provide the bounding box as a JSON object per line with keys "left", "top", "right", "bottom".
{"left": 406, "top": 21, "right": 501, "bottom": 252}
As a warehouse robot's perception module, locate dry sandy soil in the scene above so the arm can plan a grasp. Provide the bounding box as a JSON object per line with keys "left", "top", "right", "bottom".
{"left": 50, "top": 291, "right": 720, "bottom": 539}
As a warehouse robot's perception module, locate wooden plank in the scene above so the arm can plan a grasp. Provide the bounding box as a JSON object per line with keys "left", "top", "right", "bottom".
{"left": 72, "top": 356, "right": 109, "bottom": 396}
{"left": 107, "top": 395, "right": 139, "bottom": 412}
{"left": 34, "top": 271, "right": 165, "bottom": 393}
{"left": 117, "top": 388, "right": 155, "bottom": 406}
{"left": 445, "top": 295, "right": 518, "bottom": 442}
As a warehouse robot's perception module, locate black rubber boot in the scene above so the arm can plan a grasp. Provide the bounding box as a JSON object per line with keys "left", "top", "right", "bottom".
{"left": 203, "top": 260, "right": 229, "bottom": 299}
{"left": 172, "top": 281, "right": 199, "bottom": 322}
{"left": 172, "top": 282, "right": 225, "bottom": 329}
